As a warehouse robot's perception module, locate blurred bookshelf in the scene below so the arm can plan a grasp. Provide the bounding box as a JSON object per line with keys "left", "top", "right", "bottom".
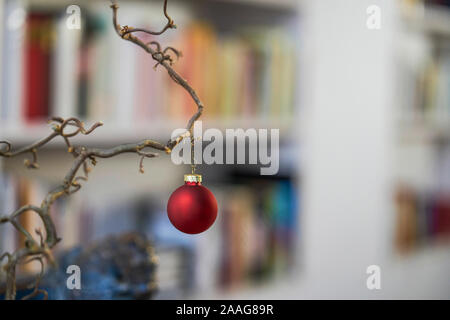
{"left": 25, "top": 0, "right": 299, "bottom": 11}
{"left": 2, "top": 0, "right": 447, "bottom": 300}
{"left": 395, "top": 0, "right": 450, "bottom": 255}
{"left": 398, "top": 0, "right": 450, "bottom": 131}
{"left": 402, "top": 1, "right": 450, "bottom": 37}
{"left": 0, "top": 0, "right": 299, "bottom": 143}
{"left": 0, "top": 0, "right": 302, "bottom": 299}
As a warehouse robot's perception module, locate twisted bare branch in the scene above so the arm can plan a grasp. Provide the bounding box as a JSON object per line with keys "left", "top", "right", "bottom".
{"left": 21, "top": 256, "right": 48, "bottom": 300}
{"left": 117, "top": 0, "right": 176, "bottom": 37}
{"left": 1, "top": 0, "right": 206, "bottom": 300}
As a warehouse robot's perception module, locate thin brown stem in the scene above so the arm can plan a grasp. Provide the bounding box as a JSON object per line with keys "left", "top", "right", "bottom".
{"left": 21, "top": 256, "right": 48, "bottom": 300}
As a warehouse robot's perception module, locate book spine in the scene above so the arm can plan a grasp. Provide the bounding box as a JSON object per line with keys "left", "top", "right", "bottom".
{"left": 0, "top": 0, "right": 27, "bottom": 124}
{"left": 23, "top": 13, "right": 54, "bottom": 122}
{"left": 51, "top": 13, "right": 81, "bottom": 118}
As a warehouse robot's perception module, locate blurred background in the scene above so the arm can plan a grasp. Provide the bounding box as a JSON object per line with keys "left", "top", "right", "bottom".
{"left": 0, "top": 0, "right": 449, "bottom": 299}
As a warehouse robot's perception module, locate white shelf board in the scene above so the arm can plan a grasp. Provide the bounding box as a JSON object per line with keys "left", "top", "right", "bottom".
{"left": 0, "top": 118, "right": 295, "bottom": 147}
{"left": 403, "top": 5, "right": 450, "bottom": 37}
{"left": 210, "top": 0, "right": 298, "bottom": 10}
{"left": 27, "top": 0, "right": 299, "bottom": 11}
{"left": 397, "top": 119, "right": 450, "bottom": 144}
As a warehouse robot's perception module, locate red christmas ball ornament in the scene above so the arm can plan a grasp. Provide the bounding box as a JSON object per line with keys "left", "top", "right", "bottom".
{"left": 167, "top": 174, "right": 218, "bottom": 234}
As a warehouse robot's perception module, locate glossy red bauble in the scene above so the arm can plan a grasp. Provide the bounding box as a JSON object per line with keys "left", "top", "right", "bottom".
{"left": 167, "top": 175, "right": 218, "bottom": 234}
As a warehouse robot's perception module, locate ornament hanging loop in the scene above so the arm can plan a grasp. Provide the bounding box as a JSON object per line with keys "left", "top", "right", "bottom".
{"left": 190, "top": 128, "right": 196, "bottom": 174}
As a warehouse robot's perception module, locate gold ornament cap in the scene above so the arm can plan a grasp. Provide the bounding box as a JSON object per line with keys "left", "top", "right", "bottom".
{"left": 184, "top": 174, "right": 202, "bottom": 183}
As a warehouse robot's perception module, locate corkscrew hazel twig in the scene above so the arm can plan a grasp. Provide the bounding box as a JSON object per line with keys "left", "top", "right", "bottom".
{"left": 0, "top": 0, "right": 205, "bottom": 300}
